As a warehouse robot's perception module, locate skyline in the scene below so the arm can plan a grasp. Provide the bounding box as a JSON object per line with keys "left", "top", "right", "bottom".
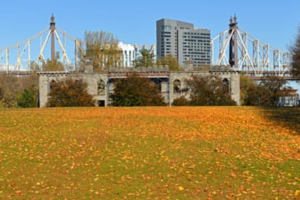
{"left": 0, "top": 0, "right": 300, "bottom": 52}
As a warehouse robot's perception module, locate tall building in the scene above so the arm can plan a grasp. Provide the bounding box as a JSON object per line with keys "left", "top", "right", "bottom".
{"left": 156, "top": 19, "right": 211, "bottom": 66}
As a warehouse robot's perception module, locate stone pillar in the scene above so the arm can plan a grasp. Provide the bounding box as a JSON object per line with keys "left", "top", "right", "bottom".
{"left": 39, "top": 74, "right": 49, "bottom": 108}
{"left": 38, "top": 72, "right": 69, "bottom": 108}
{"left": 230, "top": 73, "right": 241, "bottom": 106}
{"left": 169, "top": 74, "right": 175, "bottom": 106}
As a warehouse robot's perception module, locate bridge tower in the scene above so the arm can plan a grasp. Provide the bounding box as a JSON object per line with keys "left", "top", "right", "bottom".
{"left": 229, "top": 15, "right": 238, "bottom": 68}
{"left": 50, "top": 14, "right": 56, "bottom": 62}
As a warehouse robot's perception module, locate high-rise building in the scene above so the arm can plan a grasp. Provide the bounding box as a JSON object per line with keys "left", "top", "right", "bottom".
{"left": 156, "top": 19, "right": 211, "bottom": 66}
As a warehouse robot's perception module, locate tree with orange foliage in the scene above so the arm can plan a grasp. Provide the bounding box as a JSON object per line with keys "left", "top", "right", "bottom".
{"left": 47, "top": 78, "right": 95, "bottom": 107}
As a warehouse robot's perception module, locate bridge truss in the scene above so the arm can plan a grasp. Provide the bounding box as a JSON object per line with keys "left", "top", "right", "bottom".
{"left": 211, "top": 16, "right": 292, "bottom": 76}
{"left": 0, "top": 15, "right": 156, "bottom": 73}
{"left": 0, "top": 15, "right": 85, "bottom": 73}
{"left": 0, "top": 15, "right": 293, "bottom": 77}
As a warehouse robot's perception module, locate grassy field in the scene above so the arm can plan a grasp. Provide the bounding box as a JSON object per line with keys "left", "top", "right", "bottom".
{"left": 0, "top": 107, "right": 300, "bottom": 199}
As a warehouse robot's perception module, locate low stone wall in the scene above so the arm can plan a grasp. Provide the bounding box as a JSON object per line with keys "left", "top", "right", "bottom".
{"left": 38, "top": 66, "right": 241, "bottom": 107}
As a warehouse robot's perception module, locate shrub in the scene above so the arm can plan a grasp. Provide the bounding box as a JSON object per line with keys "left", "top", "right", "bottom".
{"left": 110, "top": 73, "right": 166, "bottom": 106}
{"left": 172, "top": 96, "right": 190, "bottom": 106}
{"left": 17, "top": 87, "right": 38, "bottom": 108}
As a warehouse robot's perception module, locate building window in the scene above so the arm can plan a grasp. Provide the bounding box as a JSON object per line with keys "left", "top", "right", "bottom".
{"left": 161, "top": 25, "right": 171, "bottom": 30}
{"left": 223, "top": 78, "right": 230, "bottom": 94}
{"left": 173, "top": 80, "right": 181, "bottom": 93}
{"left": 49, "top": 80, "right": 56, "bottom": 92}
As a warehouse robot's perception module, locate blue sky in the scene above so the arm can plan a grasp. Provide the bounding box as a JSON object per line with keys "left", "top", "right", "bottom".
{"left": 0, "top": 0, "right": 300, "bottom": 50}
{"left": 1, "top": 0, "right": 300, "bottom": 89}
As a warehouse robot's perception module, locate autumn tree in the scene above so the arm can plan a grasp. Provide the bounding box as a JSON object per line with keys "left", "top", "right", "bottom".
{"left": 29, "top": 61, "right": 40, "bottom": 71}
{"left": 240, "top": 75, "right": 259, "bottom": 105}
{"left": 47, "top": 78, "right": 95, "bottom": 107}
{"left": 157, "top": 55, "right": 181, "bottom": 71}
{"left": 240, "top": 75, "right": 286, "bottom": 106}
{"left": 187, "top": 75, "right": 236, "bottom": 106}
{"left": 110, "top": 73, "right": 166, "bottom": 106}
{"left": 134, "top": 49, "right": 155, "bottom": 68}
{"left": 257, "top": 76, "right": 286, "bottom": 106}
{"left": 0, "top": 72, "right": 38, "bottom": 108}
{"left": 0, "top": 75, "right": 19, "bottom": 108}
{"left": 85, "top": 31, "right": 122, "bottom": 70}
{"left": 172, "top": 96, "right": 190, "bottom": 106}
{"left": 291, "top": 25, "right": 300, "bottom": 78}
{"left": 41, "top": 52, "right": 65, "bottom": 71}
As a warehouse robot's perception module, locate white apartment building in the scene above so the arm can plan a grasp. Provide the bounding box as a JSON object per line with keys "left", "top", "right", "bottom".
{"left": 118, "top": 42, "right": 137, "bottom": 68}
{"left": 118, "top": 42, "right": 156, "bottom": 68}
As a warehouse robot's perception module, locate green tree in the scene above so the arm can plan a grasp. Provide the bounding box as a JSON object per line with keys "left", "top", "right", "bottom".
{"left": 17, "top": 86, "right": 38, "bottom": 108}
{"left": 187, "top": 75, "right": 236, "bottom": 106}
{"left": 134, "top": 49, "right": 155, "bottom": 68}
{"left": 47, "top": 78, "right": 95, "bottom": 107}
{"left": 110, "top": 73, "right": 166, "bottom": 106}
{"left": 157, "top": 55, "right": 181, "bottom": 71}
{"left": 85, "top": 31, "right": 122, "bottom": 70}
{"left": 291, "top": 25, "right": 300, "bottom": 78}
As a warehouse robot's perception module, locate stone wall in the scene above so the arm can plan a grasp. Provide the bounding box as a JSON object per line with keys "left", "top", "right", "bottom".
{"left": 38, "top": 72, "right": 68, "bottom": 107}
{"left": 38, "top": 66, "right": 241, "bottom": 107}
{"left": 169, "top": 70, "right": 240, "bottom": 106}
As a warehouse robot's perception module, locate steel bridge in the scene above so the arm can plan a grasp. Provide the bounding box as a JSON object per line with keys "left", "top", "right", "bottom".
{"left": 0, "top": 14, "right": 82, "bottom": 72}
{"left": 0, "top": 15, "right": 154, "bottom": 73}
{"left": 211, "top": 15, "right": 292, "bottom": 77}
{"left": 0, "top": 15, "right": 294, "bottom": 78}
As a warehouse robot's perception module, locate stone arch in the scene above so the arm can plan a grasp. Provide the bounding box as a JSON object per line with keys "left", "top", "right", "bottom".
{"left": 49, "top": 80, "right": 56, "bottom": 91}
{"left": 222, "top": 78, "right": 230, "bottom": 85}
{"left": 173, "top": 79, "right": 181, "bottom": 93}
{"left": 222, "top": 78, "right": 230, "bottom": 94}
{"left": 98, "top": 79, "right": 106, "bottom": 95}
{"left": 74, "top": 79, "right": 80, "bottom": 84}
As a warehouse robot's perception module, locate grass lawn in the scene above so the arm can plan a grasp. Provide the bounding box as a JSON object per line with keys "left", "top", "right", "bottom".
{"left": 0, "top": 107, "right": 299, "bottom": 199}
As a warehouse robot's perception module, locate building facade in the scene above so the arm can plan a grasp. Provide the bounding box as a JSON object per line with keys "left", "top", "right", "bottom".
{"left": 156, "top": 19, "right": 211, "bottom": 66}
{"left": 38, "top": 64, "right": 241, "bottom": 107}
{"left": 118, "top": 42, "right": 137, "bottom": 68}
{"left": 277, "top": 88, "right": 299, "bottom": 107}
{"left": 117, "top": 43, "right": 156, "bottom": 68}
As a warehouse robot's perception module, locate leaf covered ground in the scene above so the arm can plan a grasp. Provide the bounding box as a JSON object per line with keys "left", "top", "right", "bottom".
{"left": 0, "top": 107, "right": 299, "bottom": 199}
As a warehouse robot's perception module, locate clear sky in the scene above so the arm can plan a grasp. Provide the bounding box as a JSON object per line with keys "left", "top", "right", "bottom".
{"left": 0, "top": 0, "right": 300, "bottom": 50}
{"left": 1, "top": 0, "right": 300, "bottom": 90}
